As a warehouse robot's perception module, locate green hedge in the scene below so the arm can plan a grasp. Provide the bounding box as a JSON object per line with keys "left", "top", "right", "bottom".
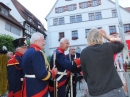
{"left": 0, "top": 34, "right": 14, "bottom": 51}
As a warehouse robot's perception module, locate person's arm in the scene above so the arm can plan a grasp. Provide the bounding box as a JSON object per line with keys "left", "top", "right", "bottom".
{"left": 56, "top": 52, "right": 80, "bottom": 70}
{"left": 100, "top": 29, "right": 124, "bottom": 54}
{"left": 108, "top": 42, "right": 124, "bottom": 54}
{"left": 100, "top": 29, "right": 121, "bottom": 42}
{"left": 32, "top": 51, "right": 56, "bottom": 80}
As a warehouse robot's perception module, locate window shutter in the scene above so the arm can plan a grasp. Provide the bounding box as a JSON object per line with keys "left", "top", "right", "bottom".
{"left": 87, "top": 1, "right": 92, "bottom": 7}
{"left": 55, "top": 8, "right": 58, "bottom": 13}
{"left": 79, "top": 2, "right": 82, "bottom": 9}
{"left": 66, "top": 5, "right": 69, "bottom": 11}
{"left": 63, "top": 6, "right": 66, "bottom": 12}
{"left": 74, "top": 4, "right": 77, "bottom": 10}
{"left": 98, "top": 0, "right": 101, "bottom": 5}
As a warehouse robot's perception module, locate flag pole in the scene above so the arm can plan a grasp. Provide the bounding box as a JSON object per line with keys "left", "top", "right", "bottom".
{"left": 115, "top": 0, "right": 130, "bottom": 96}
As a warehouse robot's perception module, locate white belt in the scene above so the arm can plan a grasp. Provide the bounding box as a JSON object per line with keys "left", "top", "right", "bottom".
{"left": 57, "top": 70, "right": 67, "bottom": 81}
{"left": 25, "top": 74, "right": 36, "bottom": 78}
{"left": 25, "top": 71, "right": 67, "bottom": 80}
{"left": 57, "top": 72, "right": 67, "bottom": 75}
{"left": 21, "top": 78, "right": 23, "bottom": 81}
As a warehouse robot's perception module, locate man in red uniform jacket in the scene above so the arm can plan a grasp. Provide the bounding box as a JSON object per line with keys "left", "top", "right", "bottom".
{"left": 22, "top": 33, "right": 57, "bottom": 97}
{"left": 7, "top": 38, "right": 28, "bottom": 97}
{"left": 49, "top": 38, "right": 81, "bottom": 97}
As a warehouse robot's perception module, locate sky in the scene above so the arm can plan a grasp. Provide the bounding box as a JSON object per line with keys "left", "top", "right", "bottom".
{"left": 17, "top": 0, "right": 130, "bottom": 29}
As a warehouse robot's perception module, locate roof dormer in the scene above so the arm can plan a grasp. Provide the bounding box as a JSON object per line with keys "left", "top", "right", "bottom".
{"left": 0, "top": 2, "right": 11, "bottom": 17}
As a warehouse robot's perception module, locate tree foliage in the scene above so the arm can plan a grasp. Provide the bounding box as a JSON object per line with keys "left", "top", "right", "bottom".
{"left": 0, "top": 34, "right": 15, "bottom": 52}
{"left": 26, "top": 38, "right": 30, "bottom": 46}
{"left": 47, "top": 56, "right": 51, "bottom": 63}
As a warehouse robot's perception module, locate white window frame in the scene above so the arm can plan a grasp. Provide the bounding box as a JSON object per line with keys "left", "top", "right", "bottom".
{"left": 59, "top": 17, "right": 64, "bottom": 25}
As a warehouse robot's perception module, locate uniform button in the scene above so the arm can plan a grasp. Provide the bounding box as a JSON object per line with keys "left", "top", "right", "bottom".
{"left": 119, "top": 90, "right": 121, "bottom": 92}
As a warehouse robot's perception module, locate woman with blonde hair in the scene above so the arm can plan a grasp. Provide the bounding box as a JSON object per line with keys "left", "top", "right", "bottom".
{"left": 80, "top": 28, "right": 126, "bottom": 97}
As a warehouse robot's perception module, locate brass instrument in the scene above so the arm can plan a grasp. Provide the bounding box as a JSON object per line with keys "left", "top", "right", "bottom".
{"left": 69, "top": 54, "right": 74, "bottom": 97}
{"left": 65, "top": 54, "right": 83, "bottom": 97}
{"left": 53, "top": 51, "right": 58, "bottom": 97}
{"left": 70, "top": 72, "right": 73, "bottom": 97}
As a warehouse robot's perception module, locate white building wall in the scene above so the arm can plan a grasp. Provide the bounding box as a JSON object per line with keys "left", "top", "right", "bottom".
{"left": 0, "top": 18, "right": 23, "bottom": 38}
{"left": 44, "top": 31, "right": 50, "bottom": 56}
{"left": 46, "top": 0, "right": 130, "bottom": 55}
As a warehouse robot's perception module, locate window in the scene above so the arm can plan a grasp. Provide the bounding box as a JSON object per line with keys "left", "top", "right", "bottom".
{"left": 59, "top": 17, "right": 64, "bottom": 25}
{"left": 89, "top": 13, "right": 95, "bottom": 20}
{"left": 109, "top": 26, "right": 116, "bottom": 34}
{"left": 92, "top": 0, "right": 98, "bottom": 6}
{"left": 68, "top": 5, "right": 74, "bottom": 11}
{"left": 5, "top": 23, "right": 20, "bottom": 36}
{"left": 72, "top": 30, "right": 78, "bottom": 40}
{"left": 82, "top": 2, "right": 87, "bottom": 8}
{"left": 95, "top": 12, "right": 102, "bottom": 20}
{"left": 89, "top": 12, "right": 102, "bottom": 20}
{"left": 25, "top": 24, "right": 31, "bottom": 34}
{"left": 112, "top": 9, "right": 117, "bottom": 17}
{"left": 85, "top": 29, "right": 90, "bottom": 38}
{"left": 76, "top": 47, "right": 81, "bottom": 53}
{"left": 70, "top": 15, "right": 82, "bottom": 23}
{"left": 28, "top": 17, "right": 31, "bottom": 22}
{"left": 31, "top": 27, "right": 36, "bottom": 34}
{"left": 70, "top": 16, "right": 76, "bottom": 23}
{"left": 38, "top": 25, "right": 41, "bottom": 29}
{"left": 124, "top": 24, "right": 130, "bottom": 32}
{"left": 1, "top": 8, "right": 8, "bottom": 16}
{"left": 76, "top": 15, "right": 82, "bottom": 22}
{"left": 11, "top": 26, "right": 21, "bottom": 36}
{"left": 59, "top": 32, "right": 64, "bottom": 41}
{"left": 58, "top": 7, "right": 63, "bottom": 13}
{"left": 98, "top": 27, "right": 102, "bottom": 29}
{"left": 5, "top": 23, "right": 11, "bottom": 31}
{"left": 53, "top": 18, "right": 58, "bottom": 25}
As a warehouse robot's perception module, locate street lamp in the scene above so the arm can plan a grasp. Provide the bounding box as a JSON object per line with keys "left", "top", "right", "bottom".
{"left": 115, "top": 0, "right": 130, "bottom": 96}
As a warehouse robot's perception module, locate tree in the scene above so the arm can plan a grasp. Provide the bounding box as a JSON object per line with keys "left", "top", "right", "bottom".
{"left": 0, "top": 34, "right": 15, "bottom": 52}
{"left": 47, "top": 56, "right": 51, "bottom": 63}
{"left": 26, "top": 38, "right": 30, "bottom": 46}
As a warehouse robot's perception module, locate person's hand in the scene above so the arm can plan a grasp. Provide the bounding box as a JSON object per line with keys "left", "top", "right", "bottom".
{"left": 100, "top": 29, "right": 107, "bottom": 38}
{"left": 52, "top": 66, "right": 58, "bottom": 75}
{"left": 74, "top": 58, "right": 81, "bottom": 68}
{"left": 109, "top": 37, "right": 121, "bottom": 42}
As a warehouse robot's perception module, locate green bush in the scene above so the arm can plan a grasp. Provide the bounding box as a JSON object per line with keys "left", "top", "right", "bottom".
{"left": 47, "top": 56, "right": 51, "bottom": 63}
{"left": 0, "top": 34, "right": 15, "bottom": 52}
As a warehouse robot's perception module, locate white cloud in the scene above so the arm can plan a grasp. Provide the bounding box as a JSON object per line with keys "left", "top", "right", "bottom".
{"left": 18, "top": 0, "right": 57, "bottom": 29}
{"left": 112, "top": 0, "right": 130, "bottom": 7}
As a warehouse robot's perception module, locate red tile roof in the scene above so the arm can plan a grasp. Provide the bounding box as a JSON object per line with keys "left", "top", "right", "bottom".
{"left": 124, "top": 7, "right": 130, "bottom": 13}
{"left": 108, "top": 0, "right": 130, "bottom": 13}
{"left": 11, "top": 0, "right": 46, "bottom": 36}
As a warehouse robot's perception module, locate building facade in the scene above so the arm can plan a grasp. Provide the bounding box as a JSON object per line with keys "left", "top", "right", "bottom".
{"left": 0, "top": 0, "right": 46, "bottom": 38}
{"left": 46, "top": 0, "right": 130, "bottom": 55}
{"left": 0, "top": 2, "right": 24, "bottom": 38}
{"left": 0, "top": 0, "right": 49, "bottom": 55}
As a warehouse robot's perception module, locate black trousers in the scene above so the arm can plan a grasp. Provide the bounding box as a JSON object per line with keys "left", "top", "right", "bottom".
{"left": 66, "top": 82, "right": 76, "bottom": 97}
